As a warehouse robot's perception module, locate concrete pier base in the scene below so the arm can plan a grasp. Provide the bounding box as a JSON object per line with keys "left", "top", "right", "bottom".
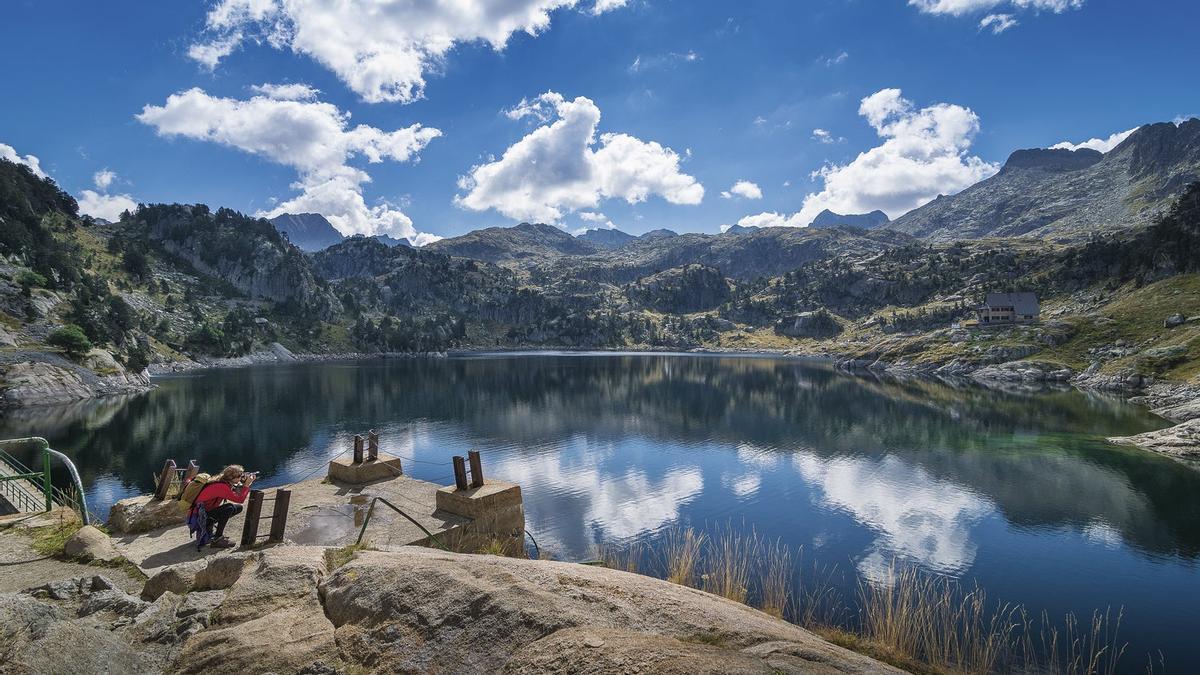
{"left": 327, "top": 453, "right": 403, "bottom": 484}
{"left": 435, "top": 480, "right": 525, "bottom": 554}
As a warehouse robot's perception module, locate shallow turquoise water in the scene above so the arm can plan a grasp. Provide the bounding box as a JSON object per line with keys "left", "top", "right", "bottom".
{"left": 2, "top": 353, "right": 1197, "bottom": 667}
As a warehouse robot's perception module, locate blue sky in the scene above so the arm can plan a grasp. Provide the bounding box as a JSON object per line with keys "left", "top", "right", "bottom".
{"left": 2, "top": 0, "right": 1198, "bottom": 243}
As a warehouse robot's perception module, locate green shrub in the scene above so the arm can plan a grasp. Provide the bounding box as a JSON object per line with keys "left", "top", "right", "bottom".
{"left": 47, "top": 324, "right": 93, "bottom": 358}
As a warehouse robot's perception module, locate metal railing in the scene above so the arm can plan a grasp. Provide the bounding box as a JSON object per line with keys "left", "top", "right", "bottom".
{"left": 0, "top": 437, "right": 90, "bottom": 525}
{"left": 354, "top": 496, "right": 450, "bottom": 550}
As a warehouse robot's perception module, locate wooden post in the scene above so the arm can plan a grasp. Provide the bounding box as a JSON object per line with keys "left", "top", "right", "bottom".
{"left": 241, "top": 489, "right": 264, "bottom": 547}
{"left": 153, "top": 460, "right": 176, "bottom": 501}
{"left": 468, "top": 450, "right": 484, "bottom": 488}
{"left": 353, "top": 435, "right": 364, "bottom": 464}
{"left": 367, "top": 430, "right": 379, "bottom": 462}
{"left": 452, "top": 456, "right": 469, "bottom": 491}
{"left": 268, "top": 489, "right": 291, "bottom": 543}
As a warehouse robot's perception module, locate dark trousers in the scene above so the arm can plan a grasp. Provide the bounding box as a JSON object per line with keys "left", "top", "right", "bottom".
{"left": 207, "top": 503, "right": 243, "bottom": 538}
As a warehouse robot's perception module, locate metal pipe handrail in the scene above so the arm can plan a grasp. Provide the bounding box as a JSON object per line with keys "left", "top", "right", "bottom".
{"left": 0, "top": 437, "right": 90, "bottom": 525}
{"left": 354, "top": 496, "right": 450, "bottom": 551}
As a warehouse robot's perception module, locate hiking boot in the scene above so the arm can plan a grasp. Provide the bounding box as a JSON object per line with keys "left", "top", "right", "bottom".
{"left": 210, "top": 536, "right": 235, "bottom": 548}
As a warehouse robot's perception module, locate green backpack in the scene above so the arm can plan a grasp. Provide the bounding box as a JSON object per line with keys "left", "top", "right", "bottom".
{"left": 178, "top": 473, "right": 213, "bottom": 513}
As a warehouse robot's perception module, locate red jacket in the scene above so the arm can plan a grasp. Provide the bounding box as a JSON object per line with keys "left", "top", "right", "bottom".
{"left": 192, "top": 480, "right": 250, "bottom": 514}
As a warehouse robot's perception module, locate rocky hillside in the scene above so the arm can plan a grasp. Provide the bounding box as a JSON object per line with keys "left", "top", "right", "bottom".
{"left": 889, "top": 118, "right": 1200, "bottom": 241}
{"left": 137, "top": 204, "right": 339, "bottom": 315}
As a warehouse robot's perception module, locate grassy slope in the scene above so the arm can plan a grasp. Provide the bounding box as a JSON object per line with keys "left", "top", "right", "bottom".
{"left": 705, "top": 274, "right": 1200, "bottom": 386}
{"left": 1038, "top": 274, "right": 1200, "bottom": 382}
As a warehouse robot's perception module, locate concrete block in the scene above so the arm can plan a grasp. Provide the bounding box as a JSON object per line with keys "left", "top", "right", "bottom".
{"left": 327, "top": 454, "right": 403, "bottom": 484}
{"left": 436, "top": 480, "right": 525, "bottom": 545}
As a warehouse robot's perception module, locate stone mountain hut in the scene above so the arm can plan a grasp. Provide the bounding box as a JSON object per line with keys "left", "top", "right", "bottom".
{"left": 977, "top": 292, "right": 1040, "bottom": 325}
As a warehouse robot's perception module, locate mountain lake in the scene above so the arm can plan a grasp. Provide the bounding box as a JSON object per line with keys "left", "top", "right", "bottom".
{"left": 2, "top": 353, "right": 1198, "bottom": 667}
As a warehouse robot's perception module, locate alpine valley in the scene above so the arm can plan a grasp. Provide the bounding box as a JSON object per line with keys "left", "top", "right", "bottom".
{"left": 3, "top": 119, "right": 1200, "bottom": 451}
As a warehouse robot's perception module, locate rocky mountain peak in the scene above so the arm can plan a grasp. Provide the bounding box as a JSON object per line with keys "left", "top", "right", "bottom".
{"left": 1001, "top": 148, "right": 1103, "bottom": 173}
{"left": 269, "top": 212, "right": 344, "bottom": 252}
{"left": 639, "top": 228, "right": 679, "bottom": 240}
{"left": 723, "top": 224, "right": 759, "bottom": 235}
{"left": 809, "top": 209, "right": 890, "bottom": 229}
{"left": 1113, "top": 118, "right": 1200, "bottom": 178}
{"left": 514, "top": 222, "right": 572, "bottom": 240}
{"left": 578, "top": 227, "right": 636, "bottom": 249}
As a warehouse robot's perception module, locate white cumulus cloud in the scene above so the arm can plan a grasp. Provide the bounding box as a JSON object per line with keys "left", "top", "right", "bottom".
{"left": 910, "top": 0, "right": 1083, "bottom": 16}
{"left": 720, "top": 180, "right": 762, "bottom": 200}
{"left": 1051, "top": 126, "right": 1138, "bottom": 153}
{"left": 93, "top": 169, "right": 116, "bottom": 190}
{"left": 1, "top": 142, "right": 47, "bottom": 178}
{"left": 190, "top": 0, "right": 629, "bottom": 104}
{"left": 78, "top": 190, "right": 138, "bottom": 221}
{"left": 738, "top": 88, "right": 997, "bottom": 229}
{"left": 910, "top": 0, "right": 1082, "bottom": 33}
{"left": 456, "top": 92, "right": 703, "bottom": 223}
{"left": 248, "top": 82, "right": 320, "bottom": 100}
{"left": 979, "top": 13, "right": 1018, "bottom": 33}
{"left": 137, "top": 85, "right": 441, "bottom": 240}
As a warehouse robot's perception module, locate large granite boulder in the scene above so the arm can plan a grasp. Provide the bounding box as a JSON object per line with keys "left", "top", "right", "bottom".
{"left": 506, "top": 626, "right": 865, "bottom": 674}
{"left": 320, "top": 547, "right": 897, "bottom": 674}
{"left": 63, "top": 525, "right": 122, "bottom": 563}
{"left": 174, "top": 547, "right": 336, "bottom": 674}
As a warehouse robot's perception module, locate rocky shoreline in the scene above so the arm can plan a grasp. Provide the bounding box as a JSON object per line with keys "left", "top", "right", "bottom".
{"left": 833, "top": 353, "right": 1200, "bottom": 459}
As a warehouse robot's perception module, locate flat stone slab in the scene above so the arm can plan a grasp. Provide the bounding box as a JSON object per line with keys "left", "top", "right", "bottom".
{"left": 112, "top": 474, "right": 468, "bottom": 576}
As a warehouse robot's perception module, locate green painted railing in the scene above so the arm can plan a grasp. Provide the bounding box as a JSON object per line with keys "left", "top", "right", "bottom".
{"left": 0, "top": 437, "right": 90, "bottom": 524}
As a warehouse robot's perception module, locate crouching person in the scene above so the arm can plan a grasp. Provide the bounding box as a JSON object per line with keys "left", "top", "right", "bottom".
{"left": 187, "top": 464, "right": 256, "bottom": 550}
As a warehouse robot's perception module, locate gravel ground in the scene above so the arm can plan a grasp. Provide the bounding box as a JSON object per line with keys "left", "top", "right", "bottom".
{"left": 0, "top": 517, "right": 143, "bottom": 594}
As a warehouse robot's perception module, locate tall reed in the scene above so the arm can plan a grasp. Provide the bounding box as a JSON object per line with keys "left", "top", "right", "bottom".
{"left": 661, "top": 527, "right": 705, "bottom": 586}
{"left": 701, "top": 522, "right": 756, "bottom": 603}
{"left": 597, "top": 524, "right": 1142, "bottom": 675}
{"left": 758, "top": 537, "right": 792, "bottom": 619}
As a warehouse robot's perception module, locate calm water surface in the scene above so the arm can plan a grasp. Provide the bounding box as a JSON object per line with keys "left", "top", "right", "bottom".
{"left": 2, "top": 353, "right": 1198, "bottom": 667}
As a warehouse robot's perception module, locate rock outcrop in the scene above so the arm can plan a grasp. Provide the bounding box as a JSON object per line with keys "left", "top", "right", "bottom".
{"left": 0, "top": 545, "right": 897, "bottom": 674}
{"left": 1109, "top": 418, "right": 1200, "bottom": 458}
{"left": 0, "top": 352, "right": 152, "bottom": 408}
{"left": 320, "top": 547, "right": 897, "bottom": 673}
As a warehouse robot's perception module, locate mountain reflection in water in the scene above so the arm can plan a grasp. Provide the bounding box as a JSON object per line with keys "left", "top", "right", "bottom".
{"left": 3, "top": 353, "right": 1199, "bottom": 664}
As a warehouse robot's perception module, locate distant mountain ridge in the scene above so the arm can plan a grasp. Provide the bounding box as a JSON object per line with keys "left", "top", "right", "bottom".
{"left": 888, "top": 118, "right": 1200, "bottom": 241}
{"left": 426, "top": 222, "right": 600, "bottom": 263}
{"left": 578, "top": 228, "right": 636, "bottom": 249}
{"left": 809, "top": 209, "right": 890, "bottom": 230}
{"left": 269, "top": 213, "right": 344, "bottom": 252}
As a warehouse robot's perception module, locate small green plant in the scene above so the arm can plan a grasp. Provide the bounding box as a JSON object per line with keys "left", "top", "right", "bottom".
{"left": 47, "top": 324, "right": 93, "bottom": 359}
{"left": 326, "top": 542, "right": 367, "bottom": 571}
{"left": 17, "top": 270, "right": 47, "bottom": 295}
{"left": 477, "top": 539, "right": 509, "bottom": 556}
